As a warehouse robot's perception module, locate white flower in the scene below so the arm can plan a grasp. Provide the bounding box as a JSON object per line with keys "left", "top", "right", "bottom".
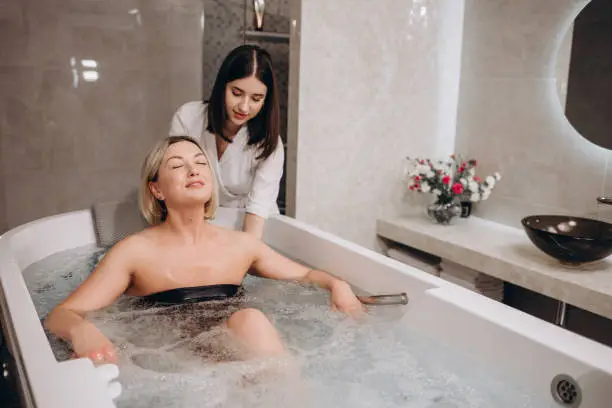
{"left": 468, "top": 168, "right": 476, "bottom": 176}
{"left": 470, "top": 193, "right": 480, "bottom": 202}
{"left": 421, "top": 182, "right": 431, "bottom": 193}
{"left": 486, "top": 176, "right": 496, "bottom": 187}
{"left": 432, "top": 188, "right": 441, "bottom": 196}
{"left": 460, "top": 178, "right": 467, "bottom": 186}
{"left": 424, "top": 169, "right": 435, "bottom": 178}
{"left": 431, "top": 163, "right": 442, "bottom": 172}
{"left": 494, "top": 172, "right": 501, "bottom": 181}
{"left": 482, "top": 191, "right": 491, "bottom": 201}
{"left": 468, "top": 181, "right": 479, "bottom": 192}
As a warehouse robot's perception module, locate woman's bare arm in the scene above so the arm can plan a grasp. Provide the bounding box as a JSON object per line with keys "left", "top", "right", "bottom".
{"left": 44, "top": 237, "right": 138, "bottom": 342}
{"left": 250, "top": 238, "right": 343, "bottom": 290}
{"left": 249, "top": 238, "right": 364, "bottom": 315}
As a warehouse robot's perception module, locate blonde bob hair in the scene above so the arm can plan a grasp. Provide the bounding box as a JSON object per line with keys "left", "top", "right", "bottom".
{"left": 139, "top": 135, "right": 218, "bottom": 225}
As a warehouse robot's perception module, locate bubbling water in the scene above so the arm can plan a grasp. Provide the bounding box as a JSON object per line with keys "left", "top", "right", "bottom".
{"left": 22, "top": 245, "right": 551, "bottom": 408}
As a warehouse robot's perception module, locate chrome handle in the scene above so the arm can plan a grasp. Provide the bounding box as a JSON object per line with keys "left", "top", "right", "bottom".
{"left": 597, "top": 196, "right": 612, "bottom": 205}
{"left": 357, "top": 293, "right": 408, "bottom": 306}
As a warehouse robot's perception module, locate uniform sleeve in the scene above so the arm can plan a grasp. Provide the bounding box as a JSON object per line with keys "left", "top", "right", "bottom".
{"left": 169, "top": 106, "right": 188, "bottom": 136}
{"left": 246, "top": 137, "right": 285, "bottom": 219}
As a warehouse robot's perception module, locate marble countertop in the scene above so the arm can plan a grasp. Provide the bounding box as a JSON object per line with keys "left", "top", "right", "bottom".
{"left": 376, "top": 215, "right": 612, "bottom": 321}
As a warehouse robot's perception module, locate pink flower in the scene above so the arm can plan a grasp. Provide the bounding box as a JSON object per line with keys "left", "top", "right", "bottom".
{"left": 474, "top": 176, "right": 482, "bottom": 182}
{"left": 452, "top": 183, "right": 464, "bottom": 194}
{"left": 442, "top": 175, "right": 451, "bottom": 185}
{"left": 414, "top": 175, "right": 421, "bottom": 181}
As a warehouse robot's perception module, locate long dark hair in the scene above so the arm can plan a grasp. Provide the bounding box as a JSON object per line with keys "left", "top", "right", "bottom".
{"left": 206, "top": 44, "right": 280, "bottom": 161}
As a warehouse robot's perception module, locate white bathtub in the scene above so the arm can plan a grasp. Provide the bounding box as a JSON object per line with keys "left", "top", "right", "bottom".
{"left": 1, "top": 208, "right": 612, "bottom": 407}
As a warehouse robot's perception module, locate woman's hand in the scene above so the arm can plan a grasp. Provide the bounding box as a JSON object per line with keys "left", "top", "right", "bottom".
{"left": 69, "top": 322, "right": 118, "bottom": 366}
{"left": 330, "top": 281, "right": 366, "bottom": 318}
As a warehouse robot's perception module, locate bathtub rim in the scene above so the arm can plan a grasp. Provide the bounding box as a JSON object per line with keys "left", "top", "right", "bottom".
{"left": 2, "top": 208, "right": 612, "bottom": 407}
{"left": 0, "top": 209, "right": 116, "bottom": 408}
{"left": 265, "top": 214, "right": 612, "bottom": 369}
{"left": 0, "top": 274, "right": 37, "bottom": 408}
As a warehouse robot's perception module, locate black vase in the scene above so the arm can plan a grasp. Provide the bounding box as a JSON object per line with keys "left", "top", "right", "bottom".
{"left": 460, "top": 201, "right": 472, "bottom": 218}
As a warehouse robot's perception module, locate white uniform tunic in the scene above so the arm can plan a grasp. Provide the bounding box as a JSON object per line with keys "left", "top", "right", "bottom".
{"left": 169, "top": 101, "right": 284, "bottom": 219}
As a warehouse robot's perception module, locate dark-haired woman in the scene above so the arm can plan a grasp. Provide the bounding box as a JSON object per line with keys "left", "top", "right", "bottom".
{"left": 169, "top": 44, "right": 283, "bottom": 239}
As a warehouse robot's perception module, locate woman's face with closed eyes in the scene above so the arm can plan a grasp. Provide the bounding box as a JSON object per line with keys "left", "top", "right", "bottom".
{"left": 149, "top": 140, "right": 213, "bottom": 208}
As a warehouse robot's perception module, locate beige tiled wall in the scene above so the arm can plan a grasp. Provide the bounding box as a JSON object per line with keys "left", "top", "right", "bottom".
{"left": 289, "top": 0, "right": 612, "bottom": 249}
{"left": 455, "top": 0, "right": 612, "bottom": 228}
{"left": 556, "top": 24, "right": 573, "bottom": 109}
{"left": 289, "top": 0, "right": 464, "bottom": 250}
{"left": 0, "top": 0, "right": 204, "bottom": 232}
{"left": 0, "top": 134, "right": 4, "bottom": 233}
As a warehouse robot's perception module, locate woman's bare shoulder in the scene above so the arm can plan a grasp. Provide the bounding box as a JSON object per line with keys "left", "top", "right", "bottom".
{"left": 106, "top": 227, "right": 160, "bottom": 258}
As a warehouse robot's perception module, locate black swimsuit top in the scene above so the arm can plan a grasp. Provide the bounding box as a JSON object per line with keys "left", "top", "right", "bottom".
{"left": 140, "top": 284, "right": 243, "bottom": 306}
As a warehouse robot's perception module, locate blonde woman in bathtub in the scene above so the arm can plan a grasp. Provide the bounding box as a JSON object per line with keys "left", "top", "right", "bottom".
{"left": 169, "top": 45, "right": 284, "bottom": 240}
{"left": 44, "top": 136, "right": 363, "bottom": 366}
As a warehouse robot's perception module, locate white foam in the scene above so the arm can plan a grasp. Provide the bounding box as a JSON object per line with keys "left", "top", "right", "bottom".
{"left": 23, "top": 246, "right": 551, "bottom": 408}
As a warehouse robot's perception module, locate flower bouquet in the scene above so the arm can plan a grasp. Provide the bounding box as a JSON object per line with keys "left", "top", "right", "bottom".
{"left": 405, "top": 154, "right": 501, "bottom": 224}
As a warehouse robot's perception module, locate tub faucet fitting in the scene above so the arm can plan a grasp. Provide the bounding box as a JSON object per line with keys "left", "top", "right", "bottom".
{"left": 357, "top": 293, "right": 408, "bottom": 306}
{"left": 597, "top": 196, "right": 612, "bottom": 205}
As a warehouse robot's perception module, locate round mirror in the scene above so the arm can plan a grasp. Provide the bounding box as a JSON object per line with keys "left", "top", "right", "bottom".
{"left": 557, "top": 0, "right": 612, "bottom": 150}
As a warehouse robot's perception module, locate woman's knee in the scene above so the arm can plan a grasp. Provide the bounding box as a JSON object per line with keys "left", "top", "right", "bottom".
{"left": 227, "top": 308, "right": 273, "bottom": 335}
{"left": 227, "top": 308, "right": 285, "bottom": 355}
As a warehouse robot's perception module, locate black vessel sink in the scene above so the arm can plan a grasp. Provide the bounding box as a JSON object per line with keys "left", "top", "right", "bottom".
{"left": 521, "top": 215, "right": 612, "bottom": 265}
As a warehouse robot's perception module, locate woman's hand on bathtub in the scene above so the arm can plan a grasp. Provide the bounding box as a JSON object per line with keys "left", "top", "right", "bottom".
{"left": 330, "top": 280, "right": 366, "bottom": 318}
{"left": 70, "top": 321, "right": 118, "bottom": 365}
